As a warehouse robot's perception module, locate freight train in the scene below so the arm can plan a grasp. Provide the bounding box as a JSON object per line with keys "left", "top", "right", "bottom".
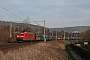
{"left": 16, "top": 32, "right": 83, "bottom": 42}
{"left": 57, "top": 37, "right": 83, "bottom": 40}
{"left": 16, "top": 32, "right": 56, "bottom": 42}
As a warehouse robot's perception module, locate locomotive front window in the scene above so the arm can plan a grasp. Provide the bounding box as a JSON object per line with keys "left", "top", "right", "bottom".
{"left": 21, "top": 34, "right": 24, "bottom": 36}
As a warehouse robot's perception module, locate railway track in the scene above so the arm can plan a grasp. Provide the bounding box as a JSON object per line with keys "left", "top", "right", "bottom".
{"left": 0, "top": 40, "right": 56, "bottom": 52}
{"left": 0, "top": 41, "right": 42, "bottom": 52}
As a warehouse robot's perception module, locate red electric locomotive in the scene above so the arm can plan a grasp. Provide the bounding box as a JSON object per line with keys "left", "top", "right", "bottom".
{"left": 16, "top": 32, "right": 35, "bottom": 42}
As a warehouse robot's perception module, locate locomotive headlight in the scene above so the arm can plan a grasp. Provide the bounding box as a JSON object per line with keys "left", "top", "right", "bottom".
{"left": 21, "top": 36, "right": 24, "bottom": 37}
{"left": 17, "top": 35, "right": 19, "bottom": 38}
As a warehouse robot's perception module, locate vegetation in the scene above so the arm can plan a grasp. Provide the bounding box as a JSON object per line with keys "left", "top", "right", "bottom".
{"left": 65, "top": 45, "right": 76, "bottom": 60}
{"left": 64, "top": 40, "right": 76, "bottom": 60}
{"left": 0, "top": 40, "right": 69, "bottom": 60}
{"left": 0, "top": 23, "right": 35, "bottom": 43}
{"left": 83, "top": 28, "right": 90, "bottom": 40}
{"left": 0, "top": 25, "right": 10, "bottom": 43}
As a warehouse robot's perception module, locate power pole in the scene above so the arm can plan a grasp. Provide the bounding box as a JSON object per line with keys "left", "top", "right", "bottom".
{"left": 44, "top": 20, "right": 46, "bottom": 43}
{"left": 52, "top": 32, "right": 53, "bottom": 36}
{"left": 34, "top": 20, "right": 46, "bottom": 43}
{"left": 56, "top": 30, "right": 57, "bottom": 40}
{"left": 71, "top": 32, "right": 72, "bottom": 40}
{"left": 64, "top": 32, "right": 65, "bottom": 40}
{"left": 9, "top": 23, "right": 12, "bottom": 42}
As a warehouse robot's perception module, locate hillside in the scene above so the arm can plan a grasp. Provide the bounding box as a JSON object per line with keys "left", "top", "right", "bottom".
{"left": 49, "top": 26, "right": 90, "bottom": 32}
{"left": 0, "top": 20, "right": 89, "bottom": 32}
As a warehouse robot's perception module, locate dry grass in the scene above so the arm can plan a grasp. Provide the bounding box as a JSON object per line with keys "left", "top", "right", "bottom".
{"left": 0, "top": 40, "right": 68, "bottom": 60}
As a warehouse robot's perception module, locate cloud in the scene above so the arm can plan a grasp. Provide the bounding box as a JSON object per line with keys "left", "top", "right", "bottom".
{"left": 0, "top": 0, "right": 90, "bottom": 28}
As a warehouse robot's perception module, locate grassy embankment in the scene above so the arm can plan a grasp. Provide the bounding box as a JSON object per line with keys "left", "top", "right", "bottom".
{"left": 64, "top": 40, "right": 76, "bottom": 60}
{"left": 0, "top": 40, "right": 75, "bottom": 60}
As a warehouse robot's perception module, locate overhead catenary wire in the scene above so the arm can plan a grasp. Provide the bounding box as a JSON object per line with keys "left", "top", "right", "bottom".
{"left": 0, "top": 9, "right": 19, "bottom": 20}
{"left": 5, "top": 0, "right": 28, "bottom": 18}
{"left": 0, "top": 5, "right": 22, "bottom": 20}
{"left": 5, "top": 0, "right": 31, "bottom": 24}
{"left": 0, "top": 10, "right": 8, "bottom": 20}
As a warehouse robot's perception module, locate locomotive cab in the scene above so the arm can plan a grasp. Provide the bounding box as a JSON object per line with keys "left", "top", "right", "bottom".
{"left": 16, "top": 33, "right": 24, "bottom": 41}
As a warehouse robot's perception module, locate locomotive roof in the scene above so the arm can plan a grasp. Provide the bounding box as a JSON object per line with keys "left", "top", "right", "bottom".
{"left": 24, "top": 32, "right": 34, "bottom": 34}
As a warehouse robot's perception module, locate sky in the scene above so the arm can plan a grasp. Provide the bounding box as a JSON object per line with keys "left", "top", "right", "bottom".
{"left": 0, "top": 0, "right": 90, "bottom": 28}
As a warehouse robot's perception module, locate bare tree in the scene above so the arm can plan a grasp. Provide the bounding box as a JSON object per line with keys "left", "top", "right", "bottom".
{"left": 83, "top": 28, "right": 90, "bottom": 40}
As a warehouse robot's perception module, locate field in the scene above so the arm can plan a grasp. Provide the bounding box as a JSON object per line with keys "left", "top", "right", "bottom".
{"left": 0, "top": 40, "right": 70, "bottom": 60}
